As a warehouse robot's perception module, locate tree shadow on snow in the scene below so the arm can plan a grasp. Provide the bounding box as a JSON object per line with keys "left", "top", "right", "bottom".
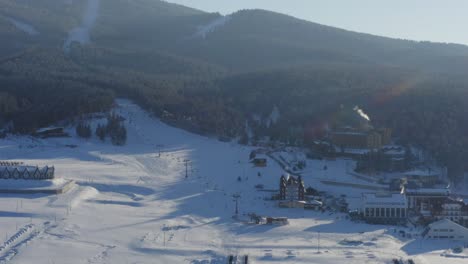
{"left": 401, "top": 238, "right": 462, "bottom": 255}
{"left": 87, "top": 199, "right": 144, "bottom": 207}
{"left": 231, "top": 223, "right": 280, "bottom": 235}
{"left": 80, "top": 182, "right": 155, "bottom": 199}
{"left": 0, "top": 210, "right": 40, "bottom": 218}
{"left": 0, "top": 193, "right": 51, "bottom": 199}
{"left": 305, "top": 220, "right": 385, "bottom": 234}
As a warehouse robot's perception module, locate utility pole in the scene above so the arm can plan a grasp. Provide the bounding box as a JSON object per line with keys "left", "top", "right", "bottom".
{"left": 163, "top": 224, "right": 166, "bottom": 247}
{"left": 156, "top": 144, "right": 163, "bottom": 157}
{"left": 232, "top": 194, "right": 240, "bottom": 217}
{"left": 317, "top": 231, "right": 321, "bottom": 253}
{"left": 184, "top": 159, "right": 190, "bottom": 178}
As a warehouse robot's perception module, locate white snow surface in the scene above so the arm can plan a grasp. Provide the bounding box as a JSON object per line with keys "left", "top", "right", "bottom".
{"left": 195, "top": 15, "right": 231, "bottom": 39}
{"left": 63, "top": 0, "right": 100, "bottom": 53}
{"left": 0, "top": 99, "right": 465, "bottom": 263}
{"left": 0, "top": 15, "right": 39, "bottom": 36}
{"left": 0, "top": 178, "right": 66, "bottom": 190}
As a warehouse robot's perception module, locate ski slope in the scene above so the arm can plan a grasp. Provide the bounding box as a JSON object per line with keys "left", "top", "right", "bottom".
{"left": 63, "top": 0, "right": 100, "bottom": 52}
{"left": 195, "top": 15, "right": 231, "bottom": 39}
{"left": 0, "top": 15, "right": 39, "bottom": 36}
{"left": 0, "top": 100, "right": 465, "bottom": 263}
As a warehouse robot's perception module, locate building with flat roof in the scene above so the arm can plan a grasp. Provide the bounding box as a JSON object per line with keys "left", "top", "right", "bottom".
{"left": 360, "top": 192, "right": 407, "bottom": 224}
{"left": 403, "top": 187, "right": 450, "bottom": 211}
{"left": 404, "top": 169, "right": 440, "bottom": 186}
{"left": 331, "top": 131, "right": 382, "bottom": 150}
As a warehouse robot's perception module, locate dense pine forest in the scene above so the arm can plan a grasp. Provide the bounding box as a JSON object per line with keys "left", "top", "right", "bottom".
{"left": 2, "top": 0, "right": 468, "bottom": 182}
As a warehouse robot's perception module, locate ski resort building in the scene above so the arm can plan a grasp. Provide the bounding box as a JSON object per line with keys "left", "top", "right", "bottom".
{"left": 403, "top": 187, "right": 450, "bottom": 211}
{"left": 331, "top": 131, "right": 382, "bottom": 150}
{"left": 423, "top": 219, "right": 468, "bottom": 243}
{"left": 360, "top": 192, "right": 407, "bottom": 224}
{"left": 434, "top": 199, "right": 468, "bottom": 228}
{"left": 279, "top": 175, "right": 305, "bottom": 201}
{"left": 330, "top": 127, "right": 392, "bottom": 151}
{"left": 0, "top": 163, "right": 55, "bottom": 180}
{"left": 404, "top": 169, "right": 440, "bottom": 186}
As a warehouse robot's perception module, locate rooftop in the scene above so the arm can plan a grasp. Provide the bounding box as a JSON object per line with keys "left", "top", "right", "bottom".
{"left": 331, "top": 131, "right": 368, "bottom": 136}
{"left": 429, "top": 219, "right": 468, "bottom": 231}
{"left": 405, "top": 188, "right": 450, "bottom": 196}
{"left": 404, "top": 169, "right": 440, "bottom": 177}
{"left": 362, "top": 192, "right": 407, "bottom": 207}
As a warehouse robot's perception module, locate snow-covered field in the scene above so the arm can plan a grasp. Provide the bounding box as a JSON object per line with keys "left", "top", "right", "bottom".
{"left": 0, "top": 100, "right": 465, "bottom": 263}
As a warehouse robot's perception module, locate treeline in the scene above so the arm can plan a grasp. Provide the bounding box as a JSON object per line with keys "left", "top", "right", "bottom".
{"left": 0, "top": 76, "right": 115, "bottom": 133}
{"left": 76, "top": 113, "right": 127, "bottom": 146}
{"left": 215, "top": 66, "right": 468, "bottom": 182}
{"left": 95, "top": 113, "right": 127, "bottom": 146}
{"left": 369, "top": 78, "right": 468, "bottom": 182}
{"left": 0, "top": 47, "right": 238, "bottom": 139}
{"left": 3, "top": 47, "right": 468, "bottom": 184}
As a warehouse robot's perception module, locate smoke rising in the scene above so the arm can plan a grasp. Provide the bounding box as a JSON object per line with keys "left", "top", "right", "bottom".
{"left": 354, "top": 106, "right": 370, "bottom": 121}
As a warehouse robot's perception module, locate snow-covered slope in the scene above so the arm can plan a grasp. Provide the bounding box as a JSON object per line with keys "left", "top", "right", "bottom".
{"left": 64, "top": 0, "right": 100, "bottom": 52}
{"left": 0, "top": 99, "right": 465, "bottom": 263}
{"left": 0, "top": 15, "right": 39, "bottom": 36}
{"left": 194, "top": 15, "right": 231, "bottom": 39}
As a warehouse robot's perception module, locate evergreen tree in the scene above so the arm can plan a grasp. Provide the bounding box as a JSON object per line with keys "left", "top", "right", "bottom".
{"left": 96, "top": 124, "right": 106, "bottom": 141}
{"left": 106, "top": 114, "right": 127, "bottom": 146}
{"left": 404, "top": 146, "right": 413, "bottom": 170}
{"left": 239, "top": 132, "right": 249, "bottom": 145}
{"left": 76, "top": 122, "right": 92, "bottom": 139}
{"left": 110, "top": 124, "right": 127, "bottom": 146}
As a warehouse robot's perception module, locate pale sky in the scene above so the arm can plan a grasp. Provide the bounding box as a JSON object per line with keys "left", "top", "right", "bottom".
{"left": 166, "top": 0, "right": 468, "bottom": 45}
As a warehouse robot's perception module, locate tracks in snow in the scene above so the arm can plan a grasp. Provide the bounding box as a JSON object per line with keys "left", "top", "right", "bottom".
{"left": 0, "top": 222, "right": 53, "bottom": 264}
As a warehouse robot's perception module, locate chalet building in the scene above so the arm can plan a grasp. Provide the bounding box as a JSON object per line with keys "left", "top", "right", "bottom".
{"left": 279, "top": 175, "right": 305, "bottom": 201}
{"left": 360, "top": 192, "right": 407, "bottom": 224}
{"left": 0, "top": 164, "right": 55, "bottom": 180}
{"left": 423, "top": 219, "right": 468, "bottom": 243}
